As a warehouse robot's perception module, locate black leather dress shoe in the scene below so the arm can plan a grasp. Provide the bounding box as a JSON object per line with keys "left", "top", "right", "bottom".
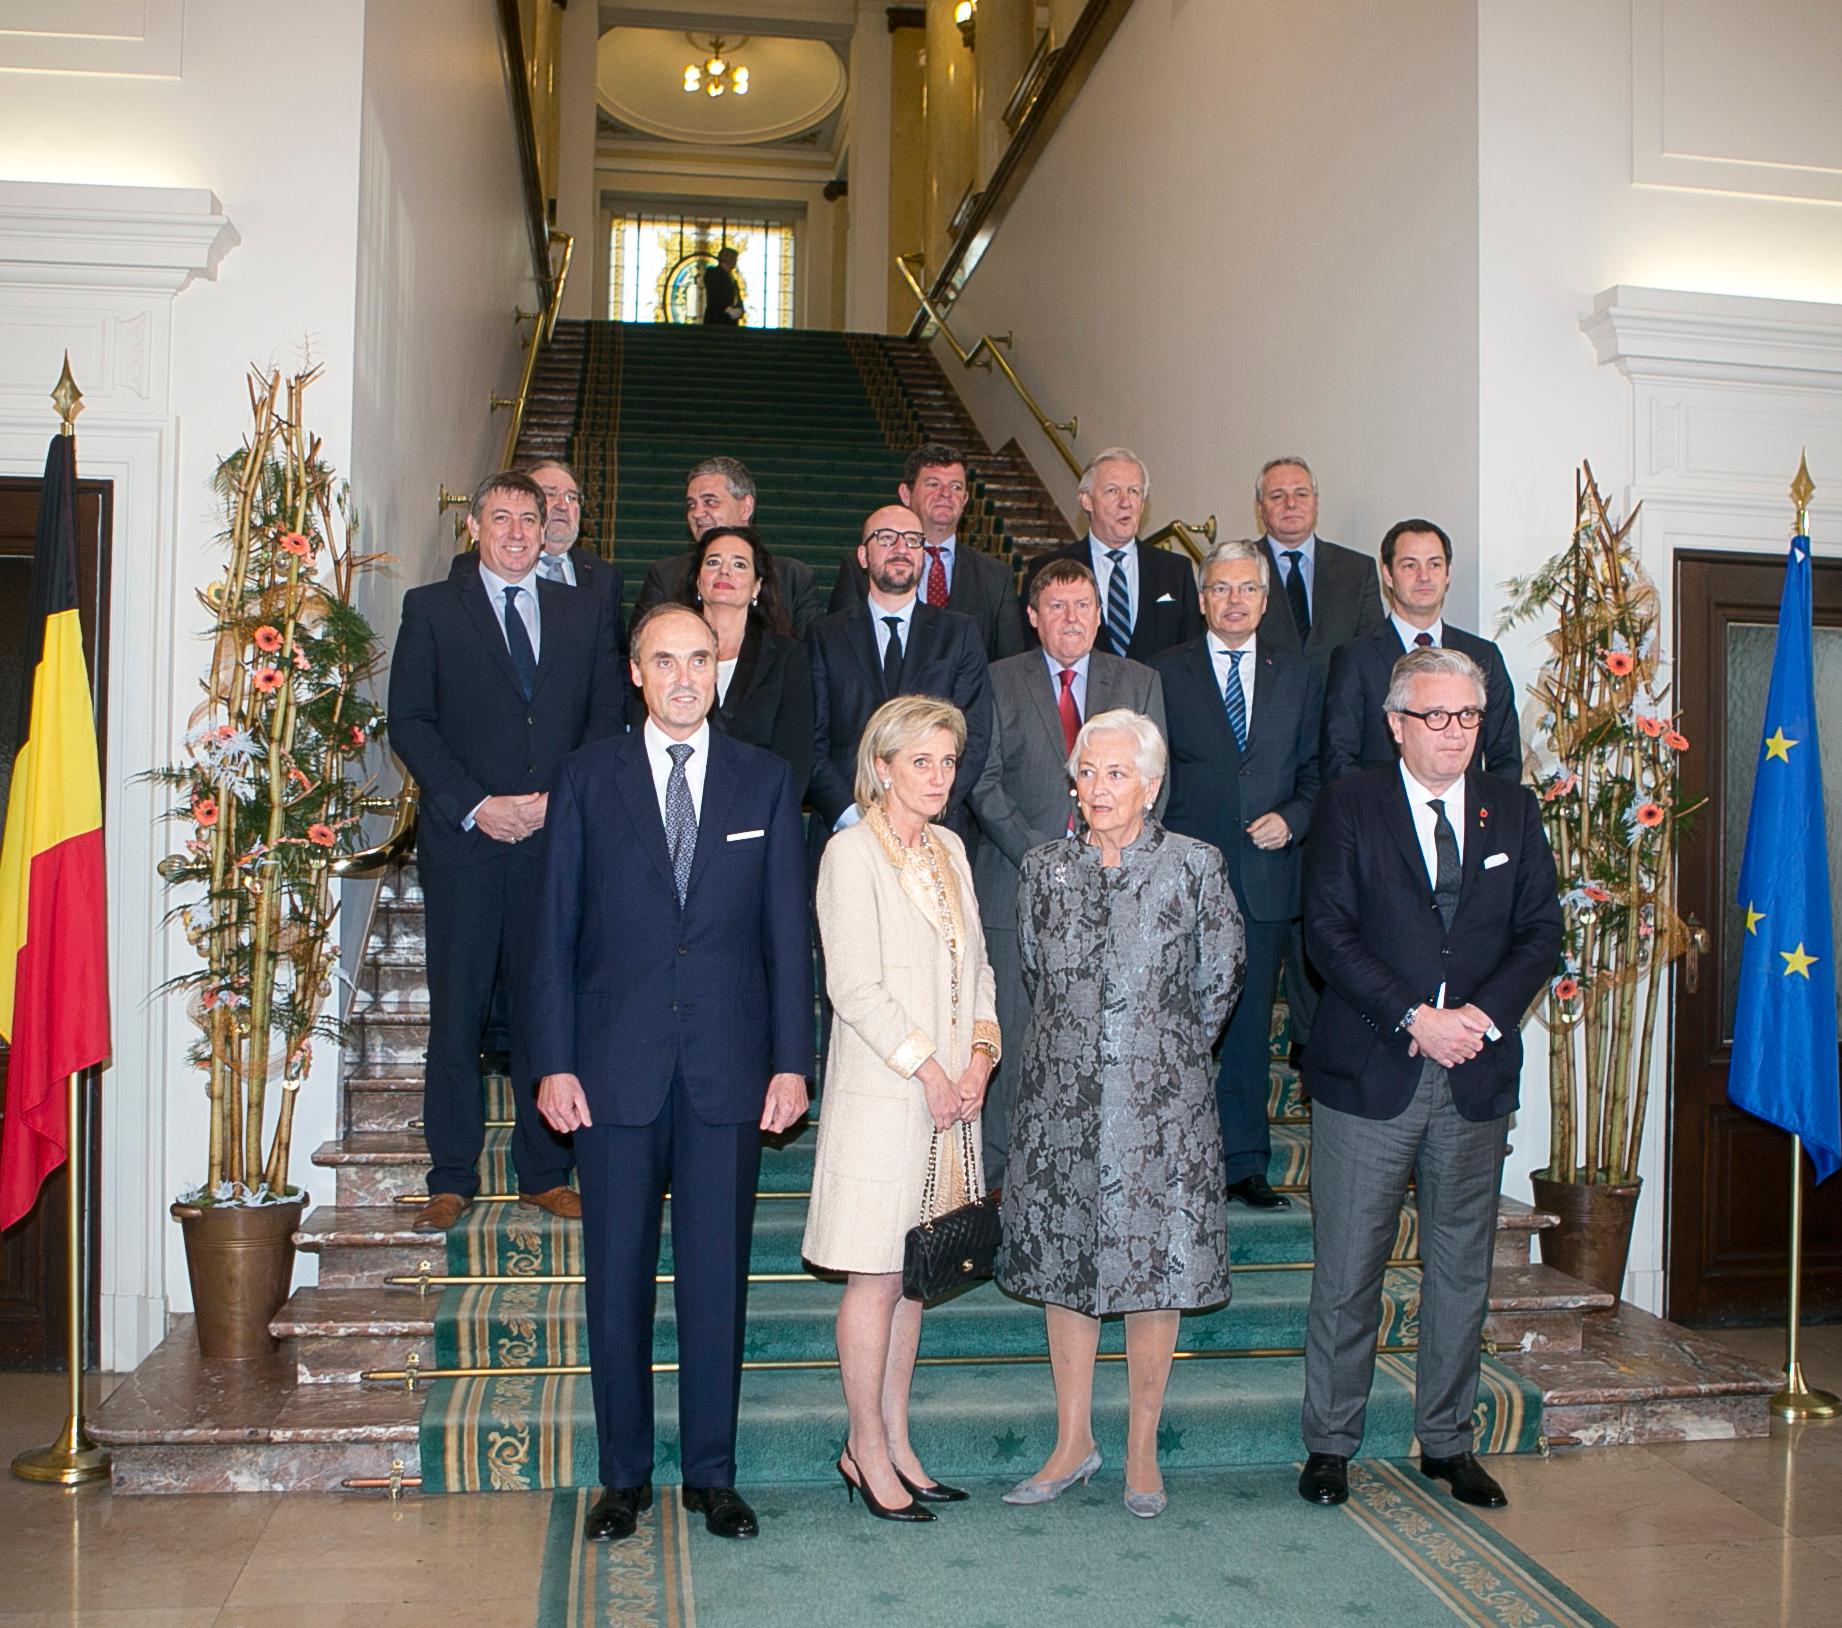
{"left": 1419, "top": 1451, "right": 1508, "bottom": 1509}
{"left": 585, "top": 1484, "right": 652, "bottom": 1541}
{"left": 1227, "top": 1174, "right": 1291, "bottom": 1209}
{"left": 682, "top": 1484, "right": 759, "bottom": 1538}
{"left": 1298, "top": 1452, "right": 1349, "bottom": 1506}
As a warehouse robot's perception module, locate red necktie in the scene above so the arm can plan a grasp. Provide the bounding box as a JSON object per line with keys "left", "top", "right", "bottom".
{"left": 924, "top": 545, "right": 949, "bottom": 608}
{"left": 1414, "top": 631, "right": 1435, "bottom": 648}
{"left": 1059, "top": 668, "right": 1081, "bottom": 834}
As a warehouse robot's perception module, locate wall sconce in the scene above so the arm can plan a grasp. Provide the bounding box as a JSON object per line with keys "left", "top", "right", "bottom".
{"left": 954, "top": 1, "right": 977, "bottom": 50}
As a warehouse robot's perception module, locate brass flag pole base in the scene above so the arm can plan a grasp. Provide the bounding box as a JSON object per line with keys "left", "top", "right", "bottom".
{"left": 1769, "top": 1364, "right": 1841, "bottom": 1423}
{"left": 1770, "top": 1132, "right": 1840, "bottom": 1424}
{"left": 12, "top": 1414, "right": 111, "bottom": 1485}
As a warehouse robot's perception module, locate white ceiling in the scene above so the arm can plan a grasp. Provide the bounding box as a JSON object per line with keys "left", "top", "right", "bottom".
{"left": 596, "top": 24, "right": 848, "bottom": 146}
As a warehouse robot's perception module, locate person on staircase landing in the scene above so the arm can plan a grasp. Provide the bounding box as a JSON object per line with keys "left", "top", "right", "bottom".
{"left": 1320, "top": 517, "right": 1521, "bottom": 785}
{"left": 528, "top": 603, "right": 813, "bottom": 1546}
{"left": 702, "top": 245, "right": 744, "bottom": 325}
{"left": 632, "top": 456, "right": 823, "bottom": 637}
{"left": 967, "top": 558, "right": 1165, "bottom": 1193}
{"left": 829, "top": 443, "right": 1027, "bottom": 662}
{"left": 385, "top": 470, "right": 627, "bottom": 1234}
{"left": 802, "top": 695, "right": 1001, "bottom": 1524}
{"left": 1249, "top": 455, "right": 1386, "bottom": 1069}
{"left": 1020, "top": 448, "right": 1204, "bottom": 663}
{"left": 1296, "top": 647, "right": 1560, "bottom": 1514}
{"left": 1152, "top": 538, "right": 1323, "bottom": 1214}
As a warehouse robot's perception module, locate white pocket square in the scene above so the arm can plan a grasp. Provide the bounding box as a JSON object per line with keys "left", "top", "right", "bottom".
{"left": 1156, "top": 592, "right": 1176, "bottom": 603}
{"left": 1483, "top": 851, "right": 1509, "bottom": 870}
{"left": 726, "top": 829, "right": 765, "bottom": 843}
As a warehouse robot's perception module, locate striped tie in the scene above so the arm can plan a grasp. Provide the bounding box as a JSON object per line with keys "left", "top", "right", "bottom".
{"left": 1104, "top": 548, "right": 1132, "bottom": 655}
{"left": 1223, "top": 648, "right": 1247, "bottom": 750}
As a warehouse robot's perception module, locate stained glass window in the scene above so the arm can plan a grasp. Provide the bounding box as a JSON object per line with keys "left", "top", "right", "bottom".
{"left": 607, "top": 213, "right": 796, "bottom": 327}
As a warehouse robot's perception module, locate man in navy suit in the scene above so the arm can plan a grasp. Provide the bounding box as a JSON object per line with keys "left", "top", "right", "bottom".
{"left": 1297, "top": 647, "right": 1560, "bottom": 1514}
{"left": 1153, "top": 539, "right": 1322, "bottom": 1210}
{"left": 1322, "top": 518, "right": 1520, "bottom": 783}
{"left": 387, "top": 471, "right": 627, "bottom": 1233}
{"left": 828, "top": 443, "right": 1027, "bottom": 661}
{"left": 1021, "top": 448, "right": 1205, "bottom": 662}
{"left": 808, "top": 503, "right": 992, "bottom": 849}
{"left": 529, "top": 603, "right": 812, "bottom": 1545}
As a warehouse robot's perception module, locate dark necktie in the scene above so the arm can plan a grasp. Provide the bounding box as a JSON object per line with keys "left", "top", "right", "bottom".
{"left": 1058, "top": 667, "right": 1081, "bottom": 834}
{"left": 923, "top": 546, "right": 949, "bottom": 608}
{"left": 1429, "top": 799, "right": 1461, "bottom": 929}
{"left": 1414, "top": 630, "right": 1434, "bottom": 648}
{"left": 1222, "top": 648, "right": 1247, "bottom": 750}
{"left": 665, "top": 743, "right": 697, "bottom": 904}
{"left": 1282, "top": 549, "right": 1311, "bottom": 641}
{"left": 881, "top": 614, "right": 905, "bottom": 695}
{"left": 1104, "top": 548, "right": 1132, "bottom": 655}
{"left": 501, "top": 584, "right": 536, "bottom": 701}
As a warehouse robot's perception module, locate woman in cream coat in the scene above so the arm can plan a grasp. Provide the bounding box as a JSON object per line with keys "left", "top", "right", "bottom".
{"left": 803, "top": 694, "right": 1001, "bottom": 1523}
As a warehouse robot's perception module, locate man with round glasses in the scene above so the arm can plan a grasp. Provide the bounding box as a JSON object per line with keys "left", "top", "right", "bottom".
{"left": 1296, "top": 645, "right": 1560, "bottom": 1515}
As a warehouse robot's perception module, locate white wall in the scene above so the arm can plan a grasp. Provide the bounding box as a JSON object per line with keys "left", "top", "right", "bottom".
{"left": 939, "top": 0, "right": 1481, "bottom": 612}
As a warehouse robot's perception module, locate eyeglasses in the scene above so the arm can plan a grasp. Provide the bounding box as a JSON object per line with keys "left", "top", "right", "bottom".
{"left": 1203, "top": 581, "right": 1266, "bottom": 600}
{"left": 866, "top": 529, "right": 926, "bottom": 550}
{"left": 1395, "top": 706, "right": 1485, "bottom": 731}
{"left": 539, "top": 489, "right": 581, "bottom": 507}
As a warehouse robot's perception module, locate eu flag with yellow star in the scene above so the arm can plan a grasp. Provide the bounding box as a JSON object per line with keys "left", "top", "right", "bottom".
{"left": 1730, "top": 535, "right": 1840, "bottom": 1183}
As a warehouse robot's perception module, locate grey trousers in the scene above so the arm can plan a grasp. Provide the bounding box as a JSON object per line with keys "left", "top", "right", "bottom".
{"left": 1302, "top": 1062, "right": 1507, "bottom": 1459}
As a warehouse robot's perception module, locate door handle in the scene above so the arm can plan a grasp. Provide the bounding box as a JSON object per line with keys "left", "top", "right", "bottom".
{"left": 1684, "top": 912, "right": 1713, "bottom": 994}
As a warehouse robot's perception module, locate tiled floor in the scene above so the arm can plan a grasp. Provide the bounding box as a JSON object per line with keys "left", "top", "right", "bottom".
{"left": 3, "top": 1325, "right": 1840, "bottom": 1627}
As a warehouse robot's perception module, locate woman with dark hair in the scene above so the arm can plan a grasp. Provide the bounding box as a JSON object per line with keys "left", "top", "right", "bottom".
{"left": 672, "top": 525, "right": 814, "bottom": 798}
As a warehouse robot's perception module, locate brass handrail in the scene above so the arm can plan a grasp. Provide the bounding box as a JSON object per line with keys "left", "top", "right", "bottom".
{"left": 493, "top": 225, "right": 575, "bottom": 468}
{"left": 896, "top": 252, "right": 1217, "bottom": 563}
{"left": 331, "top": 783, "right": 419, "bottom": 880}
{"left": 896, "top": 251, "right": 1079, "bottom": 480}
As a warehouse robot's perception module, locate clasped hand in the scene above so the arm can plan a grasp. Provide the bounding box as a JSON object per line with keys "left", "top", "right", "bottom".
{"left": 536, "top": 1070, "right": 809, "bottom": 1136}
{"left": 917, "top": 1052, "right": 992, "bottom": 1131}
{"left": 1406, "top": 1003, "right": 1493, "bottom": 1069}
{"left": 475, "top": 793, "right": 547, "bottom": 844}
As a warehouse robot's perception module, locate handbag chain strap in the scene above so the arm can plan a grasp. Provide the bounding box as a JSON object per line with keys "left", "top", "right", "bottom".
{"left": 918, "top": 1119, "right": 985, "bottom": 1229}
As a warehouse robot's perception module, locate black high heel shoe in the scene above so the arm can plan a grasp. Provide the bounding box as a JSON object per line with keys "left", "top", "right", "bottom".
{"left": 837, "top": 1445, "right": 935, "bottom": 1523}
{"left": 895, "top": 1466, "right": 969, "bottom": 1503}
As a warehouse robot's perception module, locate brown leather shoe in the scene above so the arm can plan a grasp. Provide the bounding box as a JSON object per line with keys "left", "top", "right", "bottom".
{"left": 412, "top": 1192, "right": 469, "bottom": 1232}
{"left": 519, "top": 1185, "right": 582, "bottom": 1220}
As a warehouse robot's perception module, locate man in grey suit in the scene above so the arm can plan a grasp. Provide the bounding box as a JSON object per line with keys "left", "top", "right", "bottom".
{"left": 828, "top": 443, "right": 1027, "bottom": 662}
{"left": 1251, "top": 456, "right": 1385, "bottom": 1062}
{"left": 969, "top": 557, "right": 1164, "bottom": 1187}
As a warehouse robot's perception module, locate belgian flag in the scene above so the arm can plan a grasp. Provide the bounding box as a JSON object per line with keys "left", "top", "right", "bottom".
{"left": 0, "top": 433, "right": 110, "bottom": 1230}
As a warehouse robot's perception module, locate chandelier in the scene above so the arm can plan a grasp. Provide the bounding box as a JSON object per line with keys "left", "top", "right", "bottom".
{"left": 682, "top": 34, "right": 749, "bottom": 97}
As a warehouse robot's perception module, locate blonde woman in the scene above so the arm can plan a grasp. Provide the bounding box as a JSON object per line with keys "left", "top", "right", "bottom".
{"left": 802, "top": 695, "right": 1001, "bottom": 1523}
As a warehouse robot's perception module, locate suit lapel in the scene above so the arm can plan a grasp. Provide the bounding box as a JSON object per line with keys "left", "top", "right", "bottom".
{"left": 457, "top": 574, "right": 529, "bottom": 700}
{"left": 615, "top": 734, "right": 679, "bottom": 898}
{"left": 906, "top": 602, "right": 943, "bottom": 680}
{"left": 1458, "top": 767, "right": 1489, "bottom": 900}
{"left": 1242, "top": 642, "right": 1282, "bottom": 755}
{"left": 723, "top": 616, "right": 764, "bottom": 722}
{"left": 528, "top": 577, "right": 571, "bottom": 701}
{"left": 1382, "top": 768, "right": 1431, "bottom": 891}
{"left": 1027, "top": 654, "right": 1069, "bottom": 746}
{"left": 684, "top": 735, "right": 739, "bottom": 903}
{"left": 1191, "top": 639, "right": 1242, "bottom": 761}
{"left": 847, "top": 603, "right": 884, "bottom": 693}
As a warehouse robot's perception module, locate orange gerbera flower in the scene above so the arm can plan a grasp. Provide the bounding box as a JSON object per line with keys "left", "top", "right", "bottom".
{"left": 192, "top": 797, "right": 218, "bottom": 827}
{"left": 1604, "top": 650, "right": 1635, "bottom": 676}
{"left": 1636, "top": 714, "right": 1663, "bottom": 737}
{"left": 1635, "top": 802, "right": 1666, "bottom": 827}
{"left": 1583, "top": 884, "right": 1611, "bottom": 902}
{"left": 347, "top": 724, "right": 366, "bottom": 748}
{"left": 278, "top": 532, "right": 311, "bottom": 557}
{"left": 1664, "top": 729, "right": 1689, "bottom": 751}
{"left": 253, "top": 624, "right": 283, "bottom": 652}
{"left": 252, "top": 666, "right": 284, "bottom": 693}
{"left": 306, "top": 823, "right": 336, "bottom": 847}
{"left": 1553, "top": 977, "right": 1579, "bottom": 1001}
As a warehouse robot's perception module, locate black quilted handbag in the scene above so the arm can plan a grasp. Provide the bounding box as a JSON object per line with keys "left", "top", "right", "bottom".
{"left": 902, "top": 1120, "right": 1001, "bottom": 1302}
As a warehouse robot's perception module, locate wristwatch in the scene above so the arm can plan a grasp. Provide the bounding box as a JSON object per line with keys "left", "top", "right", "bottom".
{"left": 1398, "top": 1004, "right": 1421, "bottom": 1032}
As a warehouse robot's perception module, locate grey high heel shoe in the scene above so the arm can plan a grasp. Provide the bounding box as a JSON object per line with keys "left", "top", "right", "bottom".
{"left": 1001, "top": 1446, "right": 1102, "bottom": 1505}
{"left": 1123, "top": 1485, "right": 1167, "bottom": 1518}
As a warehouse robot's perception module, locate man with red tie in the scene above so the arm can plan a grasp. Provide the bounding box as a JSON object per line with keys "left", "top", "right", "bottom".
{"left": 968, "top": 558, "right": 1165, "bottom": 1186}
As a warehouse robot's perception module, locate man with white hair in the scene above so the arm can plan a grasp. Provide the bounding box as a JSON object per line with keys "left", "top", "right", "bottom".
{"left": 1297, "top": 646, "right": 1560, "bottom": 1514}
{"left": 1023, "top": 448, "right": 1204, "bottom": 663}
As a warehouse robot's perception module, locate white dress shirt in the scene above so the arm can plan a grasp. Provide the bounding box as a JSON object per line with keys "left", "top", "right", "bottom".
{"left": 1207, "top": 633, "right": 1259, "bottom": 732}
{"left": 478, "top": 560, "right": 542, "bottom": 661}
{"left": 1391, "top": 612, "right": 1444, "bottom": 650}
{"left": 1041, "top": 648, "right": 1092, "bottom": 720}
{"left": 1400, "top": 759, "right": 1476, "bottom": 1018}
{"left": 644, "top": 717, "right": 710, "bottom": 825}
{"left": 1088, "top": 535, "right": 1140, "bottom": 621}
{"left": 1264, "top": 532, "right": 1317, "bottom": 614}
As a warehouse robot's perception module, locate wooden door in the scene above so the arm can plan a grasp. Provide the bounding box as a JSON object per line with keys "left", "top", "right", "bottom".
{"left": 1669, "top": 549, "right": 1842, "bottom": 1324}
{"left": 0, "top": 471, "right": 111, "bottom": 1369}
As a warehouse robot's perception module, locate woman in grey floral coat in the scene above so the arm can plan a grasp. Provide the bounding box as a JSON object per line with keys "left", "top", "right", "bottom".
{"left": 996, "top": 708, "right": 1244, "bottom": 1518}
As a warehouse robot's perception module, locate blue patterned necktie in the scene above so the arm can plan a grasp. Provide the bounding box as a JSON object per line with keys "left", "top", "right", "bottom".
{"left": 1222, "top": 647, "right": 1247, "bottom": 750}
{"left": 537, "top": 553, "right": 566, "bottom": 584}
{"left": 1282, "top": 549, "right": 1311, "bottom": 641}
{"left": 1429, "top": 799, "right": 1461, "bottom": 929}
{"left": 1104, "top": 547, "right": 1132, "bottom": 655}
{"left": 665, "top": 742, "right": 697, "bottom": 904}
{"left": 501, "top": 584, "right": 536, "bottom": 701}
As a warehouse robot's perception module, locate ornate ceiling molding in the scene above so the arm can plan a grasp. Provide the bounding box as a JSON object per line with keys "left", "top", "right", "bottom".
{"left": 0, "top": 180, "right": 237, "bottom": 291}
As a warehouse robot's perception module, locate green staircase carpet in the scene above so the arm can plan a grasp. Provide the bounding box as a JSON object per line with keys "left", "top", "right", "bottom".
{"left": 538, "top": 1461, "right": 1613, "bottom": 1628}
{"left": 416, "top": 1037, "right": 1543, "bottom": 1492}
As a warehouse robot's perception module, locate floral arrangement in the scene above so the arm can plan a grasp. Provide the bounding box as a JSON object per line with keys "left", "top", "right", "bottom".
{"left": 1499, "top": 463, "right": 1700, "bottom": 1187}
{"left": 154, "top": 366, "right": 387, "bottom": 1204}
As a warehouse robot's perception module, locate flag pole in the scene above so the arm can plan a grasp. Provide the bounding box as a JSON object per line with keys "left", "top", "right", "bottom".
{"left": 1769, "top": 454, "right": 1840, "bottom": 1425}
{"left": 11, "top": 356, "right": 110, "bottom": 1486}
